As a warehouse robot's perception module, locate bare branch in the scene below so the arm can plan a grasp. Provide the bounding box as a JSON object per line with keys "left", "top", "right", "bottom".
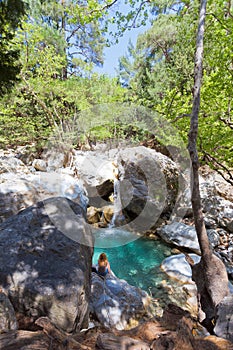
{"left": 172, "top": 113, "right": 191, "bottom": 123}
{"left": 202, "top": 150, "right": 233, "bottom": 185}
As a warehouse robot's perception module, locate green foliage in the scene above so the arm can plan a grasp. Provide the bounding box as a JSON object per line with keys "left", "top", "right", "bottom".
{"left": 118, "top": 0, "right": 233, "bottom": 173}
{"left": 0, "top": 74, "right": 125, "bottom": 149}
{"left": 25, "top": 0, "right": 108, "bottom": 75}
{"left": 0, "top": 0, "right": 232, "bottom": 178}
{"left": 0, "top": 0, "right": 26, "bottom": 95}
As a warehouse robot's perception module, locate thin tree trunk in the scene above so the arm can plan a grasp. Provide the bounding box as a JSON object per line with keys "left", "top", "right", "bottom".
{"left": 188, "top": 0, "right": 210, "bottom": 262}
{"left": 187, "top": 0, "right": 229, "bottom": 332}
{"left": 61, "top": 0, "right": 67, "bottom": 80}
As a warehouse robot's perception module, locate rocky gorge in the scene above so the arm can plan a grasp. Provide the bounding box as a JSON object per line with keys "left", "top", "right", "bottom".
{"left": 0, "top": 144, "right": 233, "bottom": 349}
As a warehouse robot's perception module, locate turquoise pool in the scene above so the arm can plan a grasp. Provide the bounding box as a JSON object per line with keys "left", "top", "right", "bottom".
{"left": 93, "top": 227, "right": 172, "bottom": 295}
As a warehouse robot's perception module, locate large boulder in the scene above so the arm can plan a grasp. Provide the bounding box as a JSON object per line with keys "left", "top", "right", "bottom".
{"left": 160, "top": 253, "right": 199, "bottom": 315}
{"left": 74, "top": 150, "right": 115, "bottom": 207}
{"left": 157, "top": 222, "right": 201, "bottom": 254}
{"left": 0, "top": 171, "right": 88, "bottom": 223}
{"left": 0, "top": 197, "right": 93, "bottom": 333}
{"left": 157, "top": 222, "right": 226, "bottom": 255}
{"left": 114, "top": 146, "right": 181, "bottom": 232}
{"left": 160, "top": 253, "right": 201, "bottom": 284}
{"left": 90, "top": 271, "right": 150, "bottom": 330}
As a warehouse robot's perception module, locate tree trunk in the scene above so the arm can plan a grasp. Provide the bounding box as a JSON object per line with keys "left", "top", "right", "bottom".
{"left": 188, "top": 0, "right": 210, "bottom": 260}
{"left": 61, "top": 0, "right": 68, "bottom": 80}
{"left": 187, "top": 0, "right": 229, "bottom": 333}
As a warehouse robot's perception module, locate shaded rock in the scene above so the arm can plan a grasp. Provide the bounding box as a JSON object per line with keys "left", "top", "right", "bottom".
{"left": 160, "top": 303, "right": 194, "bottom": 331}
{"left": 0, "top": 292, "right": 18, "bottom": 332}
{"left": 214, "top": 295, "right": 233, "bottom": 342}
{"left": 157, "top": 222, "right": 201, "bottom": 254}
{"left": 0, "top": 198, "right": 93, "bottom": 333}
{"left": 90, "top": 271, "right": 150, "bottom": 330}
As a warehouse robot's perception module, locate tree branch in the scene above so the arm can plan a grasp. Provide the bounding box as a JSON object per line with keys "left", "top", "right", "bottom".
{"left": 202, "top": 150, "right": 233, "bottom": 186}
{"left": 172, "top": 113, "right": 191, "bottom": 123}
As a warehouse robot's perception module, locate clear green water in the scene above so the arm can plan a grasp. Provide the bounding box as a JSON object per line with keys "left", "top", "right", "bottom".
{"left": 93, "top": 228, "right": 172, "bottom": 295}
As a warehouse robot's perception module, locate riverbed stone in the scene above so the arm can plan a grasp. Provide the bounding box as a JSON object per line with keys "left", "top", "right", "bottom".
{"left": 214, "top": 294, "right": 233, "bottom": 342}
{"left": 157, "top": 222, "right": 201, "bottom": 254}
{"left": 0, "top": 197, "right": 93, "bottom": 333}
{"left": 32, "top": 158, "right": 47, "bottom": 172}
{"left": 0, "top": 156, "right": 28, "bottom": 174}
{"left": 160, "top": 253, "right": 201, "bottom": 283}
{"left": 0, "top": 171, "right": 88, "bottom": 223}
{"left": 90, "top": 271, "right": 150, "bottom": 330}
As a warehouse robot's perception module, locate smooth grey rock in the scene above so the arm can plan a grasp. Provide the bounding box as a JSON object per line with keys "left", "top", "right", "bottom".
{"left": 160, "top": 253, "right": 201, "bottom": 283}
{"left": 90, "top": 271, "right": 150, "bottom": 330}
{"left": 157, "top": 222, "right": 201, "bottom": 254}
{"left": 0, "top": 198, "right": 94, "bottom": 333}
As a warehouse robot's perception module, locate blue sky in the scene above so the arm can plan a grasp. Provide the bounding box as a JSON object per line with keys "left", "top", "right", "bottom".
{"left": 95, "top": 25, "right": 149, "bottom": 77}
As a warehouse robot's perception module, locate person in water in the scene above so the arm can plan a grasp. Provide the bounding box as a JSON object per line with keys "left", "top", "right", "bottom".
{"left": 92, "top": 252, "right": 111, "bottom": 277}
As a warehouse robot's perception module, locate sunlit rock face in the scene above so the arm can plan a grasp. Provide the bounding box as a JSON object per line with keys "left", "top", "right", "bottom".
{"left": 157, "top": 222, "right": 201, "bottom": 254}
{"left": 0, "top": 170, "right": 88, "bottom": 224}
{"left": 114, "top": 146, "right": 181, "bottom": 231}
{"left": 0, "top": 197, "right": 93, "bottom": 333}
